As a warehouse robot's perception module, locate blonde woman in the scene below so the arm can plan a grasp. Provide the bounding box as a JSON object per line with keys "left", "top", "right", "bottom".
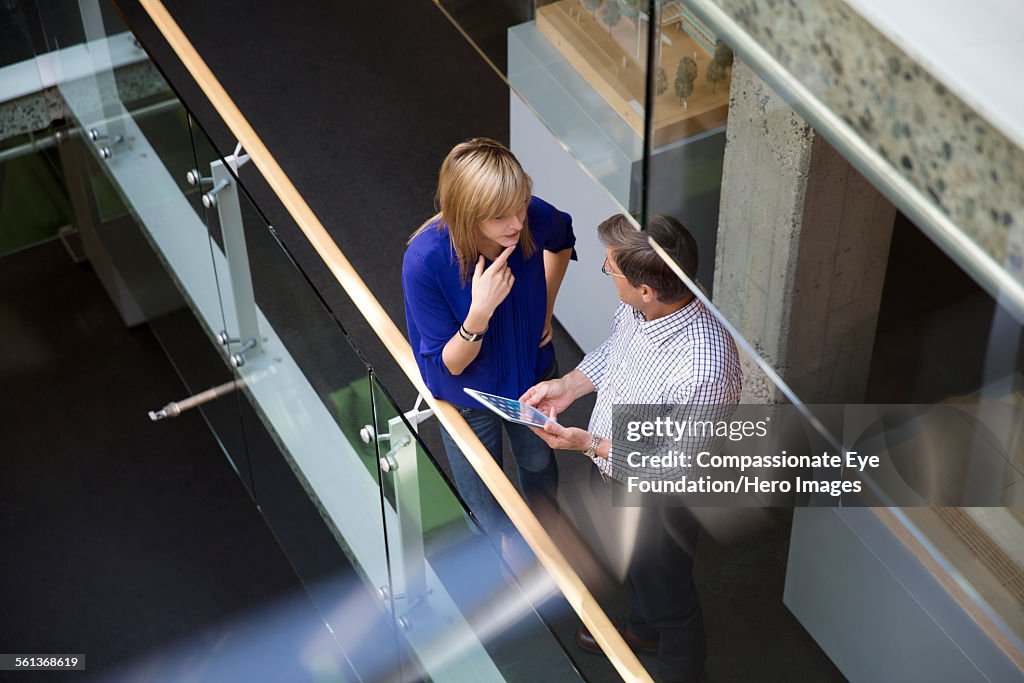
{"left": 402, "top": 138, "right": 575, "bottom": 541}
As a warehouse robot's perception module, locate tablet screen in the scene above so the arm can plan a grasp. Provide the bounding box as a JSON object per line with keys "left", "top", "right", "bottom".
{"left": 463, "top": 388, "right": 560, "bottom": 429}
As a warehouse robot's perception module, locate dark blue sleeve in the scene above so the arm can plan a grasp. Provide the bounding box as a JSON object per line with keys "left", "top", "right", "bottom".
{"left": 402, "top": 250, "right": 456, "bottom": 376}
{"left": 529, "top": 196, "right": 577, "bottom": 258}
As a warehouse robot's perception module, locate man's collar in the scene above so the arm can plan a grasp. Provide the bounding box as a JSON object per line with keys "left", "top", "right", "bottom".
{"left": 632, "top": 297, "right": 703, "bottom": 344}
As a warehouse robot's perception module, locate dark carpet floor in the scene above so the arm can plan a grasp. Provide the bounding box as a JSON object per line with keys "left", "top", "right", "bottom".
{"left": 0, "top": 240, "right": 357, "bottom": 682}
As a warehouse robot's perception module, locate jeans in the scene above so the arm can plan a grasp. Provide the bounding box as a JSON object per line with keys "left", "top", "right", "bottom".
{"left": 439, "top": 361, "right": 559, "bottom": 537}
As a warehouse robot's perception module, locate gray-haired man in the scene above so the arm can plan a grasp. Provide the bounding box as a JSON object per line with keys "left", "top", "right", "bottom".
{"left": 521, "top": 214, "right": 742, "bottom": 683}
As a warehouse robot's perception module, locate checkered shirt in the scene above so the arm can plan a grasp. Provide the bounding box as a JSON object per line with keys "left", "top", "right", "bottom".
{"left": 577, "top": 299, "right": 743, "bottom": 481}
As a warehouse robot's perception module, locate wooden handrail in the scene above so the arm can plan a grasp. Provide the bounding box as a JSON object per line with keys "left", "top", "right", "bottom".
{"left": 135, "top": 1, "right": 652, "bottom": 680}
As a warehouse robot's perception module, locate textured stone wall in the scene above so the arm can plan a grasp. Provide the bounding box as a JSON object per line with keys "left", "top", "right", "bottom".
{"left": 714, "top": 58, "right": 896, "bottom": 404}
{"left": 707, "top": 0, "right": 1024, "bottom": 291}
{"left": 0, "top": 61, "right": 169, "bottom": 144}
{"left": 0, "top": 90, "right": 67, "bottom": 142}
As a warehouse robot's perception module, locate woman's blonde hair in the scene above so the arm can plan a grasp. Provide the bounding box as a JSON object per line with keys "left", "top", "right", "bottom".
{"left": 411, "top": 138, "right": 536, "bottom": 281}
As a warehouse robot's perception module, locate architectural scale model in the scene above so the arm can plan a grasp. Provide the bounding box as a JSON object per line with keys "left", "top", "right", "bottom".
{"left": 536, "top": 0, "right": 733, "bottom": 146}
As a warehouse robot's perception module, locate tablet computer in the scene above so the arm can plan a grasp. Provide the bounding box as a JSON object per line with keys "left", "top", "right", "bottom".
{"left": 463, "top": 388, "right": 561, "bottom": 429}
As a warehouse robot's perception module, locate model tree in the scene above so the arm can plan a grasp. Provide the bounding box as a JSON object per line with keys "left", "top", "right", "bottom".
{"left": 617, "top": 0, "right": 641, "bottom": 18}
{"left": 601, "top": 0, "right": 621, "bottom": 35}
{"left": 583, "top": 0, "right": 602, "bottom": 19}
{"left": 656, "top": 66, "right": 667, "bottom": 96}
{"left": 706, "top": 58, "right": 727, "bottom": 94}
{"left": 713, "top": 42, "right": 735, "bottom": 72}
{"left": 675, "top": 56, "right": 697, "bottom": 108}
{"left": 616, "top": 0, "right": 643, "bottom": 59}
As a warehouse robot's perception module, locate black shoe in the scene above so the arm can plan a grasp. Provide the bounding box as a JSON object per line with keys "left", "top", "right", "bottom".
{"left": 575, "top": 624, "right": 660, "bottom": 656}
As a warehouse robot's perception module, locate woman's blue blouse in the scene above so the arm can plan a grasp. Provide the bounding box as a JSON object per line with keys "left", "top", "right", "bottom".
{"left": 402, "top": 196, "right": 576, "bottom": 408}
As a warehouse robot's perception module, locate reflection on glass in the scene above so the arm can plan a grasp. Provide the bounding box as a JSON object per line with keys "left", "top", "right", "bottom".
{"left": 180, "top": 116, "right": 410, "bottom": 681}
{"left": 536, "top": 0, "right": 730, "bottom": 148}
{"left": 868, "top": 217, "right": 1024, "bottom": 641}
{"left": 434, "top": 0, "right": 530, "bottom": 72}
{"left": 651, "top": 156, "right": 1024, "bottom": 647}
{"left": 370, "top": 374, "right": 584, "bottom": 682}
{"left": 0, "top": 131, "right": 74, "bottom": 257}
{"left": 23, "top": 2, "right": 390, "bottom": 674}
{"left": 639, "top": 4, "right": 731, "bottom": 296}
{"left": 0, "top": 2, "right": 73, "bottom": 257}
{"left": 491, "top": 0, "right": 1024, "bottom": 654}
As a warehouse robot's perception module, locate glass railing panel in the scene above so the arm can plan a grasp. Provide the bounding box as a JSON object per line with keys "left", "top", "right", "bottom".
{"left": 639, "top": 33, "right": 1024, "bottom": 641}
{"left": 681, "top": 0, "right": 1024, "bottom": 326}
{"left": 24, "top": 1, "right": 383, "bottom": 676}
{"left": 25, "top": 0, "right": 258, "bottom": 492}
{"left": 514, "top": 0, "right": 659, "bottom": 211}
{"left": 439, "top": 1, "right": 734, "bottom": 231}
{"left": 432, "top": 1, "right": 669, "bottom": 218}
{"left": 648, "top": 187, "right": 1024, "bottom": 654}
{"left": 0, "top": 127, "right": 76, "bottom": 258}
{"left": 369, "top": 373, "right": 585, "bottom": 682}
{"left": 503, "top": 0, "right": 1024, "bottom": 668}
{"left": 23, "top": 5, "right": 208, "bottom": 332}
{"left": 181, "top": 114, "right": 407, "bottom": 678}
{"left": 0, "top": 1, "right": 78, "bottom": 258}
{"left": 637, "top": 1, "right": 729, "bottom": 294}
{"left": 1, "top": 0, "right": 47, "bottom": 68}
{"left": 435, "top": 0, "right": 531, "bottom": 73}
{"left": 496, "top": 0, "right": 1024, "bottom": 659}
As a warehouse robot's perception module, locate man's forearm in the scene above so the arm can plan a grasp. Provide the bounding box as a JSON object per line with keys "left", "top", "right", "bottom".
{"left": 560, "top": 368, "right": 596, "bottom": 402}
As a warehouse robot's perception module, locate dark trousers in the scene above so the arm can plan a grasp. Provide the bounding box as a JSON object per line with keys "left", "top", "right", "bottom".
{"left": 596, "top": 468, "right": 707, "bottom": 683}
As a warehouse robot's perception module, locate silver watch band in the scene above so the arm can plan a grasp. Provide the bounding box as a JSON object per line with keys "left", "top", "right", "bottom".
{"left": 582, "top": 433, "right": 601, "bottom": 458}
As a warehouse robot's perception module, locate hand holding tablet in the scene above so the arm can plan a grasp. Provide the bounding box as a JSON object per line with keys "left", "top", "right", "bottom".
{"left": 464, "top": 388, "right": 561, "bottom": 428}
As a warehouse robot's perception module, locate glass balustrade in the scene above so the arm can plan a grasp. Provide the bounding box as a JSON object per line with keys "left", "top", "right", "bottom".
{"left": 15, "top": 0, "right": 601, "bottom": 679}
{"left": 23, "top": 3, "right": 374, "bottom": 677}
{"left": 370, "top": 373, "right": 585, "bottom": 681}
{"left": 0, "top": 1, "right": 75, "bottom": 257}
{"left": 19, "top": 0, "right": 1024, "bottom": 677}
{"left": 682, "top": 0, "right": 1024, "bottom": 316}
{"left": 435, "top": 0, "right": 1024, "bottom": 674}
{"left": 641, "top": 4, "right": 1024, "bottom": 657}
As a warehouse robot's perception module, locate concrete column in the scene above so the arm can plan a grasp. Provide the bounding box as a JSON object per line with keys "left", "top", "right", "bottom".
{"left": 713, "top": 59, "right": 897, "bottom": 404}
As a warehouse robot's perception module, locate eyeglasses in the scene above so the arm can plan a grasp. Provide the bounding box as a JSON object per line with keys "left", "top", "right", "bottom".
{"left": 601, "top": 257, "right": 627, "bottom": 279}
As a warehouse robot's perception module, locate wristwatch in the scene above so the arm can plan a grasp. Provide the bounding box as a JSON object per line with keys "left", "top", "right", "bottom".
{"left": 459, "top": 323, "right": 486, "bottom": 342}
{"left": 582, "top": 433, "right": 601, "bottom": 458}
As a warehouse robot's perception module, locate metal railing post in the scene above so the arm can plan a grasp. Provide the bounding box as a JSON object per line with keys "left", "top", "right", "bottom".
{"left": 209, "top": 159, "right": 261, "bottom": 361}
{"left": 382, "top": 414, "right": 428, "bottom": 629}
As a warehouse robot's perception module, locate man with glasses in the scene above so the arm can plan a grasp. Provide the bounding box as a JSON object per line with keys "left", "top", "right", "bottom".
{"left": 520, "top": 213, "right": 742, "bottom": 683}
